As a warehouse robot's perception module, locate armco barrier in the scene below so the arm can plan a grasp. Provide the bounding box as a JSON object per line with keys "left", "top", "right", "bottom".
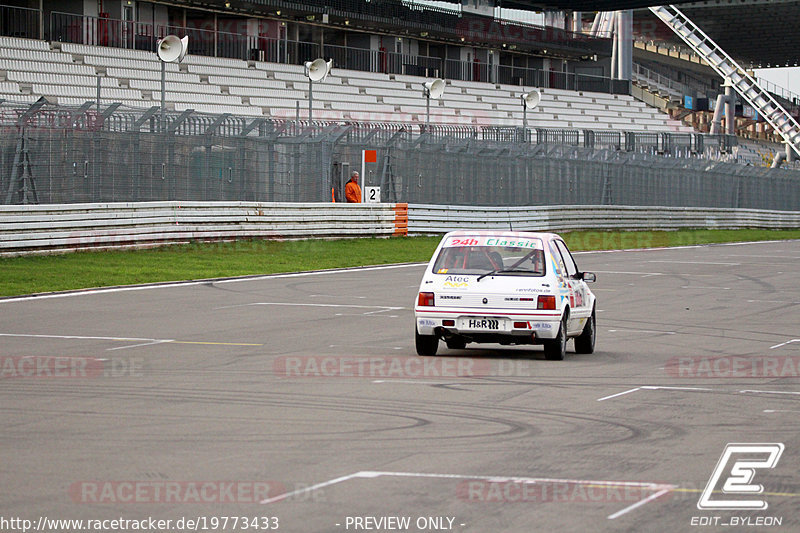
{"left": 0, "top": 202, "right": 404, "bottom": 255}
{"left": 407, "top": 204, "right": 800, "bottom": 234}
{"left": 2, "top": 202, "right": 798, "bottom": 255}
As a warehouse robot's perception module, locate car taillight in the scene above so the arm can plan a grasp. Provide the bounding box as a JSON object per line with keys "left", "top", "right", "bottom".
{"left": 537, "top": 295, "right": 556, "bottom": 310}
{"left": 418, "top": 292, "right": 435, "bottom": 306}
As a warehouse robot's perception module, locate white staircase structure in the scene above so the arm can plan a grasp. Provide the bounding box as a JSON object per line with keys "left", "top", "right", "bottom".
{"left": 650, "top": 4, "right": 800, "bottom": 157}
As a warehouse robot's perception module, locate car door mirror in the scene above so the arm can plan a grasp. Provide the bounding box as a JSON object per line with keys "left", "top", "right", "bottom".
{"left": 579, "top": 272, "right": 596, "bottom": 283}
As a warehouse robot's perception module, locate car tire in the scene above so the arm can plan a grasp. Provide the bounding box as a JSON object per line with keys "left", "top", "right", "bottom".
{"left": 544, "top": 316, "right": 567, "bottom": 361}
{"left": 445, "top": 337, "right": 466, "bottom": 350}
{"left": 574, "top": 311, "right": 596, "bottom": 354}
{"left": 415, "top": 328, "right": 439, "bottom": 356}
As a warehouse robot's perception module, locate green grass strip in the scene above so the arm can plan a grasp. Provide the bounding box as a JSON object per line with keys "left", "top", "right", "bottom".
{"left": 1, "top": 229, "right": 798, "bottom": 297}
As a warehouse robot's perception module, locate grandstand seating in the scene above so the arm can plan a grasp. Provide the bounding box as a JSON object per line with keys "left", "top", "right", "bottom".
{"left": 0, "top": 35, "right": 693, "bottom": 132}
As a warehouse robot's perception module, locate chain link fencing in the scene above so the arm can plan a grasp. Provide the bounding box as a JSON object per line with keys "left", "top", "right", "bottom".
{"left": 1, "top": 100, "right": 799, "bottom": 211}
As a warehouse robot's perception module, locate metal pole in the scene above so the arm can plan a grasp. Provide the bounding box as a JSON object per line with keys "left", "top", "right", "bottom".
{"left": 425, "top": 93, "right": 430, "bottom": 131}
{"left": 96, "top": 75, "right": 101, "bottom": 112}
{"left": 725, "top": 83, "right": 734, "bottom": 136}
{"left": 160, "top": 60, "right": 166, "bottom": 132}
{"left": 523, "top": 103, "right": 527, "bottom": 130}
{"left": 572, "top": 11, "right": 582, "bottom": 33}
{"left": 39, "top": 0, "right": 44, "bottom": 40}
{"left": 308, "top": 78, "right": 313, "bottom": 123}
{"left": 610, "top": 12, "right": 618, "bottom": 80}
{"left": 616, "top": 10, "right": 632, "bottom": 82}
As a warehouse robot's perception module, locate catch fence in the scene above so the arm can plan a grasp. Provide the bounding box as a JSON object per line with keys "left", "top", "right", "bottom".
{"left": 1, "top": 100, "right": 798, "bottom": 211}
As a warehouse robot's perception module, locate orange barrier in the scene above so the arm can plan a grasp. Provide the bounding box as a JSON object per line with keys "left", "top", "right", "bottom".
{"left": 393, "top": 203, "right": 408, "bottom": 236}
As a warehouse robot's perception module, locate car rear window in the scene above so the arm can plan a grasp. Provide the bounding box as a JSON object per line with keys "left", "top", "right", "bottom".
{"left": 432, "top": 236, "right": 546, "bottom": 276}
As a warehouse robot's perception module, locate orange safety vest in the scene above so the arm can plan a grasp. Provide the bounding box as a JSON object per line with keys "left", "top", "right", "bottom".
{"left": 345, "top": 181, "right": 362, "bottom": 203}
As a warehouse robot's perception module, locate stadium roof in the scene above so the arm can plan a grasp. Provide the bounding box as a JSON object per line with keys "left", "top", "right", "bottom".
{"left": 501, "top": 0, "right": 800, "bottom": 67}
{"left": 498, "top": 0, "right": 695, "bottom": 9}
{"left": 217, "top": 0, "right": 800, "bottom": 68}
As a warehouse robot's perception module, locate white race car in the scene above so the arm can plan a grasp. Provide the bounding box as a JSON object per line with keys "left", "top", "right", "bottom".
{"left": 414, "top": 231, "right": 596, "bottom": 360}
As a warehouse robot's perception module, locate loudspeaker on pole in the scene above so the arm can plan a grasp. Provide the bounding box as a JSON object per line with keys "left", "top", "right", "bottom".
{"left": 423, "top": 79, "right": 445, "bottom": 99}
{"left": 304, "top": 58, "right": 333, "bottom": 82}
{"left": 521, "top": 89, "right": 541, "bottom": 109}
{"left": 157, "top": 35, "right": 189, "bottom": 63}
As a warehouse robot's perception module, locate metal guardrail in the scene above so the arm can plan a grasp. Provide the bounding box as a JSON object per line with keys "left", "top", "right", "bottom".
{"left": 3, "top": 202, "right": 798, "bottom": 255}
{"left": 0, "top": 201, "right": 404, "bottom": 255}
{"left": 407, "top": 204, "right": 800, "bottom": 234}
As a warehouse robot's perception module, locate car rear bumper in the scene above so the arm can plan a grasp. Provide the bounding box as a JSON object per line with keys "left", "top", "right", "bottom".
{"left": 415, "top": 308, "right": 562, "bottom": 340}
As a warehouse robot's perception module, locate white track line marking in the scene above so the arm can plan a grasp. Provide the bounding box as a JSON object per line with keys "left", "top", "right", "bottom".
{"left": 607, "top": 328, "right": 676, "bottom": 334}
{"left": 598, "top": 386, "right": 713, "bottom": 402}
{"left": 373, "top": 379, "right": 462, "bottom": 385}
{"left": 597, "top": 388, "right": 641, "bottom": 402}
{"left": 216, "top": 302, "right": 406, "bottom": 312}
{"left": 770, "top": 339, "right": 800, "bottom": 349}
{"left": 680, "top": 286, "right": 731, "bottom": 290}
{"left": 592, "top": 270, "right": 664, "bottom": 276}
{"left": 106, "top": 340, "right": 173, "bottom": 351}
{"left": 260, "top": 473, "right": 358, "bottom": 504}
{"left": 0, "top": 333, "right": 157, "bottom": 342}
{"left": 607, "top": 487, "right": 673, "bottom": 520}
{"left": 740, "top": 390, "right": 800, "bottom": 396}
{"left": 640, "top": 386, "right": 713, "bottom": 391}
{"left": 647, "top": 260, "right": 740, "bottom": 265}
{"left": 260, "top": 470, "right": 675, "bottom": 520}
{"left": 7, "top": 240, "right": 794, "bottom": 303}
{"left": 0, "top": 263, "right": 425, "bottom": 304}
{"left": 573, "top": 240, "right": 796, "bottom": 254}
{"left": 0, "top": 333, "right": 261, "bottom": 348}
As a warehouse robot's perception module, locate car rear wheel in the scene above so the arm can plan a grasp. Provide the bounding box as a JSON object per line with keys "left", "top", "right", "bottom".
{"left": 415, "top": 328, "right": 439, "bottom": 356}
{"left": 574, "top": 311, "right": 596, "bottom": 354}
{"left": 544, "top": 316, "right": 567, "bottom": 361}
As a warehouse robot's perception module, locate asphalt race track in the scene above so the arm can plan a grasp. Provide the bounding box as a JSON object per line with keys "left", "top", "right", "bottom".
{"left": 2, "top": 240, "right": 800, "bottom": 532}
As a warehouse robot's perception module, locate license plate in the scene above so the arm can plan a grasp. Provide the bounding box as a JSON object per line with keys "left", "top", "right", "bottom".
{"left": 459, "top": 317, "right": 504, "bottom": 331}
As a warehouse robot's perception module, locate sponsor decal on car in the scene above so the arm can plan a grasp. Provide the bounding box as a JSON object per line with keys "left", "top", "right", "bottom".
{"left": 443, "top": 275, "right": 470, "bottom": 289}
{"left": 444, "top": 236, "right": 543, "bottom": 249}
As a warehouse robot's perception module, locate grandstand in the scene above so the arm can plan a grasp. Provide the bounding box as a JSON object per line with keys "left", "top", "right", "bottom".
{"left": 0, "top": 35, "right": 691, "bottom": 133}
{"left": 0, "top": 0, "right": 797, "bottom": 167}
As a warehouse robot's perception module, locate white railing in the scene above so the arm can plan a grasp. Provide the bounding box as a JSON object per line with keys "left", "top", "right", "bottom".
{"left": 407, "top": 204, "right": 800, "bottom": 233}
{"left": 2, "top": 202, "right": 798, "bottom": 255}
{"left": 633, "top": 63, "right": 685, "bottom": 101}
{"left": 0, "top": 201, "right": 407, "bottom": 255}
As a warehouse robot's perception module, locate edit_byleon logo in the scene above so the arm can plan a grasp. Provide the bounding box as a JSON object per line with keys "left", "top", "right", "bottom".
{"left": 697, "top": 443, "right": 784, "bottom": 510}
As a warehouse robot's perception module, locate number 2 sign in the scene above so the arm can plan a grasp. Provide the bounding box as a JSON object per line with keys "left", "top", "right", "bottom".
{"left": 364, "top": 186, "right": 381, "bottom": 203}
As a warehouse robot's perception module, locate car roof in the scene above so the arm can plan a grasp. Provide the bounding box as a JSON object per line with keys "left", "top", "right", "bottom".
{"left": 442, "top": 230, "right": 561, "bottom": 240}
